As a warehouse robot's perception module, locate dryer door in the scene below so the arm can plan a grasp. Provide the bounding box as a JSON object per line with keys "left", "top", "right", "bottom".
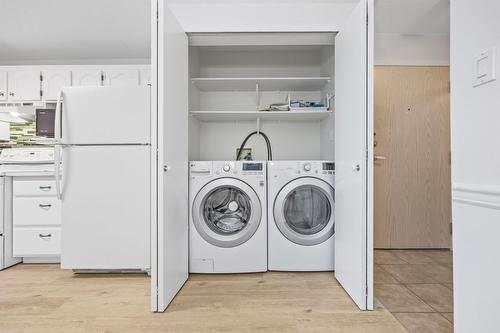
{"left": 274, "top": 177, "right": 335, "bottom": 246}
{"left": 192, "top": 178, "right": 262, "bottom": 248}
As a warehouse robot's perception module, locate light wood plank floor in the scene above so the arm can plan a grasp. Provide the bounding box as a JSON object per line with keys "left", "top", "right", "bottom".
{"left": 0, "top": 265, "right": 406, "bottom": 333}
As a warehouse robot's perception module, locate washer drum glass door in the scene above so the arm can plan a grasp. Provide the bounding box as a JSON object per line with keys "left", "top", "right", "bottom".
{"left": 192, "top": 178, "right": 262, "bottom": 248}
{"left": 274, "top": 177, "right": 335, "bottom": 246}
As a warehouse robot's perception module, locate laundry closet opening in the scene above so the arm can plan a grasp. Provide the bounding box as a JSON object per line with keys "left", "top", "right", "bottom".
{"left": 186, "top": 33, "right": 337, "bottom": 275}
{"left": 187, "top": 32, "right": 335, "bottom": 162}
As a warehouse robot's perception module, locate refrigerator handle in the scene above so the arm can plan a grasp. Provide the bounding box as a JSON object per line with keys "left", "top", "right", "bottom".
{"left": 55, "top": 145, "right": 62, "bottom": 200}
{"left": 55, "top": 90, "right": 63, "bottom": 142}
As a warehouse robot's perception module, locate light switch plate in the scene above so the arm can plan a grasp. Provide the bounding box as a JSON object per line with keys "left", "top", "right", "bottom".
{"left": 472, "top": 47, "right": 497, "bottom": 87}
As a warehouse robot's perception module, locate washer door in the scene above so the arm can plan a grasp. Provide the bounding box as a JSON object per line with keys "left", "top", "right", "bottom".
{"left": 274, "top": 177, "right": 335, "bottom": 246}
{"left": 192, "top": 178, "right": 262, "bottom": 248}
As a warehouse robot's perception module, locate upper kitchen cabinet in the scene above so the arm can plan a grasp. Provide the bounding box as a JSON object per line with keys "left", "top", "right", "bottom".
{"left": 103, "top": 69, "right": 140, "bottom": 86}
{"left": 72, "top": 69, "right": 102, "bottom": 86}
{"left": 0, "top": 71, "right": 7, "bottom": 101}
{"left": 140, "top": 69, "right": 151, "bottom": 86}
{"left": 42, "top": 70, "right": 72, "bottom": 100}
{"left": 7, "top": 70, "right": 41, "bottom": 101}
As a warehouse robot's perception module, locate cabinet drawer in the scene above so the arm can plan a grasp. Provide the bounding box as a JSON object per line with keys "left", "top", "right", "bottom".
{"left": 13, "top": 198, "right": 61, "bottom": 226}
{"left": 14, "top": 180, "right": 57, "bottom": 197}
{"left": 13, "top": 227, "right": 61, "bottom": 257}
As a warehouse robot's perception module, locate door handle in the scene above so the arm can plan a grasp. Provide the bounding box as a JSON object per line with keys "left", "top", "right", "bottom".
{"left": 39, "top": 186, "right": 52, "bottom": 191}
{"left": 374, "top": 155, "right": 387, "bottom": 161}
{"left": 353, "top": 164, "right": 361, "bottom": 172}
{"left": 39, "top": 204, "right": 52, "bottom": 208}
{"left": 39, "top": 233, "right": 52, "bottom": 238}
{"left": 164, "top": 165, "right": 170, "bottom": 172}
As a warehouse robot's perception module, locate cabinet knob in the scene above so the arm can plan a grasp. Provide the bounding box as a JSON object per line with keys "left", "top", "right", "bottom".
{"left": 0, "top": 92, "right": 4, "bottom": 96}
{"left": 9, "top": 92, "right": 14, "bottom": 96}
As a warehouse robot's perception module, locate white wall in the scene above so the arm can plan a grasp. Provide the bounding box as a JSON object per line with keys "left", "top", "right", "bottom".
{"left": 169, "top": 1, "right": 358, "bottom": 33}
{"left": 375, "top": 33, "right": 450, "bottom": 66}
{"left": 450, "top": 0, "right": 500, "bottom": 332}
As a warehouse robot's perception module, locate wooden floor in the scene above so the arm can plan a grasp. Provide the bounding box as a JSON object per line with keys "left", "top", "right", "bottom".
{"left": 0, "top": 265, "right": 406, "bottom": 333}
{"left": 375, "top": 249, "right": 454, "bottom": 333}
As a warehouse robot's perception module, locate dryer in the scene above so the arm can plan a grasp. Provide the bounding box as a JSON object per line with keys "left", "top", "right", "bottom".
{"left": 268, "top": 161, "right": 335, "bottom": 271}
{"left": 189, "top": 161, "right": 267, "bottom": 273}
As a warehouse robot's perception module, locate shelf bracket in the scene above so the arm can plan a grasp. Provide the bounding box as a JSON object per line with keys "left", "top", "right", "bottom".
{"left": 256, "top": 116, "right": 261, "bottom": 135}
{"left": 255, "top": 83, "right": 260, "bottom": 110}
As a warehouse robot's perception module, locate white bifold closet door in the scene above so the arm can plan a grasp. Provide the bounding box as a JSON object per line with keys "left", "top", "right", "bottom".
{"left": 151, "top": 0, "right": 189, "bottom": 312}
{"left": 334, "top": 0, "right": 374, "bottom": 310}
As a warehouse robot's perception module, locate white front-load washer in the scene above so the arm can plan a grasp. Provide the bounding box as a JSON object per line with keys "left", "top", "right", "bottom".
{"left": 268, "top": 161, "right": 335, "bottom": 271}
{"left": 189, "top": 161, "right": 267, "bottom": 273}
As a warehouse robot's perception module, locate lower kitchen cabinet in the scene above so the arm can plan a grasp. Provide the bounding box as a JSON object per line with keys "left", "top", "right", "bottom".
{"left": 12, "top": 177, "right": 61, "bottom": 260}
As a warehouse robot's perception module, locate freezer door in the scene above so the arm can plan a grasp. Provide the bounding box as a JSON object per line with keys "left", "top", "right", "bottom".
{"left": 60, "top": 145, "right": 150, "bottom": 270}
{"left": 60, "top": 86, "right": 150, "bottom": 145}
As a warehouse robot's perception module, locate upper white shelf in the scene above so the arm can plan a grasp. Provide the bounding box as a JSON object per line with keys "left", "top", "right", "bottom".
{"left": 190, "top": 110, "right": 332, "bottom": 122}
{"left": 191, "top": 77, "right": 331, "bottom": 92}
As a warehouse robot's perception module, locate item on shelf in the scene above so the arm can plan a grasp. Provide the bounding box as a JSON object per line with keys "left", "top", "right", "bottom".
{"left": 290, "top": 100, "right": 326, "bottom": 108}
{"left": 259, "top": 103, "right": 289, "bottom": 112}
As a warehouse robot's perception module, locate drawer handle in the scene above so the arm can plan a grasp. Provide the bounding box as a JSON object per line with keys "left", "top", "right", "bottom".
{"left": 39, "top": 204, "right": 52, "bottom": 209}
{"left": 39, "top": 233, "right": 52, "bottom": 238}
{"left": 39, "top": 186, "right": 52, "bottom": 191}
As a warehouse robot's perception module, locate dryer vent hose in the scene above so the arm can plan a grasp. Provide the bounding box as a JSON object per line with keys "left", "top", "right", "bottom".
{"left": 236, "top": 131, "right": 272, "bottom": 161}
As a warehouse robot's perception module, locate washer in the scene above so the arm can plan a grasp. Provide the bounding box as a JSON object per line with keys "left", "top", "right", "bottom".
{"left": 268, "top": 161, "right": 335, "bottom": 271}
{"left": 189, "top": 161, "right": 267, "bottom": 273}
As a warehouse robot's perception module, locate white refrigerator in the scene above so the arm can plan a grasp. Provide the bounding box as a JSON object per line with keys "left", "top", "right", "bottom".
{"left": 56, "top": 86, "right": 150, "bottom": 271}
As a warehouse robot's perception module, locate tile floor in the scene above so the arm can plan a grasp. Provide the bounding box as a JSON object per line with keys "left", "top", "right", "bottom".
{"left": 374, "top": 249, "right": 454, "bottom": 333}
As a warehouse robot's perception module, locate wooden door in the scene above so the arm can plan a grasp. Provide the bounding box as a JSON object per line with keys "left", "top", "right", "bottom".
{"left": 374, "top": 66, "right": 451, "bottom": 249}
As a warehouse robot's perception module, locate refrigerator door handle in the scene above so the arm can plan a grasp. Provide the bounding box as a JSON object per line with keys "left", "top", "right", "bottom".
{"left": 55, "top": 145, "right": 62, "bottom": 200}
{"left": 55, "top": 90, "right": 63, "bottom": 142}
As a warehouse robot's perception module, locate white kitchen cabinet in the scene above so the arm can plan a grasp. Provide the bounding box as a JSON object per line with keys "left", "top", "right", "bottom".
{"left": 103, "top": 69, "right": 140, "bottom": 86}
{"left": 12, "top": 177, "right": 61, "bottom": 260}
{"left": 42, "top": 70, "right": 72, "bottom": 100}
{"left": 0, "top": 70, "right": 7, "bottom": 100}
{"left": 72, "top": 69, "right": 102, "bottom": 86}
{"left": 140, "top": 69, "right": 151, "bottom": 86}
{"left": 7, "top": 70, "right": 41, "bottom": 101}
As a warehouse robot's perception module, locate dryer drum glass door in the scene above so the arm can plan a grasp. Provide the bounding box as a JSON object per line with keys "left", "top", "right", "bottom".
{"left": 203, "top": 186, "right": 251, "bottom": 234}
{"left": 193, "top": 178, "right": 262, "bottom": 248}
{"left": 274, "top": 177, "right": 335, "bottom": 246}
{"left": 284, "top": 185, "right": 331, "bottom": 235}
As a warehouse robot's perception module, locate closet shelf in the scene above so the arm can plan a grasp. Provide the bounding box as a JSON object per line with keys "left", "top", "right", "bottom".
{"left": 191, "top": 77, "right": 331, "bottom": 92}
{"left": 189, "top": 110, "right": 332, "bottom": 122}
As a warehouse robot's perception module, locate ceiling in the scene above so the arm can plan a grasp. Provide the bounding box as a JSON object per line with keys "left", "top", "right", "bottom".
{"left": 0, "top": 0, "right": 449, "bottom": 65}
{"left": 0, "top": 0, "right": 151, "bottom": 64}
{"left": 375, "top": 0, "right": 450, "bottom": 34}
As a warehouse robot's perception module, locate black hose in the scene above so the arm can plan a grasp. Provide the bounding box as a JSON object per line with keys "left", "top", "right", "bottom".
{"left": 236, "top": 131, "right": 272, "bottom": 161}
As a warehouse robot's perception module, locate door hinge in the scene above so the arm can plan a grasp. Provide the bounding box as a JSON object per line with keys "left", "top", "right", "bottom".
{"left": 40, "top": 74, "right": 43, "bottom": 81}
{"left": 101, "top": 73, "right": 105, "bottom": 83}
{"left": 450, "top": 222, "right": 453, "bottom": 234}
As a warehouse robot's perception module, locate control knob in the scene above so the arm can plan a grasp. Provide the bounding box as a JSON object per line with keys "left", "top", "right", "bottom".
{"left": 303, "top": 163, "right": 312, "bottom": 172}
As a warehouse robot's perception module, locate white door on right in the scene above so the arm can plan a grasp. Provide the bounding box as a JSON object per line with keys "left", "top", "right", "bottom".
{"left": 334, "top": 0, "right": 374, "bottom": 310}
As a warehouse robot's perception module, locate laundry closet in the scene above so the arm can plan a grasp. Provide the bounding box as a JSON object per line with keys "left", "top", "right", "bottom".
{"left": 153, "top": 0, "right": 373, "bottom": 314}
{"left": 187, "top": 33, "right": 335, "bottom": 162}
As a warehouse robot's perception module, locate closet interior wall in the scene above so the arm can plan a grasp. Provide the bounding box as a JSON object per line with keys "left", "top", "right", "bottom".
{"left": 187, "top": 33, "right": 336, "bottom": 162}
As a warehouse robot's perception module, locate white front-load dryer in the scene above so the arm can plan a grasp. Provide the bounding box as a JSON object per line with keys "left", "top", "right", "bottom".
{"left": 268, "top": 161, "right": 335, "bottom": 271}
{"left": 189, "top": 161, "right": 267, "bottom": 273}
